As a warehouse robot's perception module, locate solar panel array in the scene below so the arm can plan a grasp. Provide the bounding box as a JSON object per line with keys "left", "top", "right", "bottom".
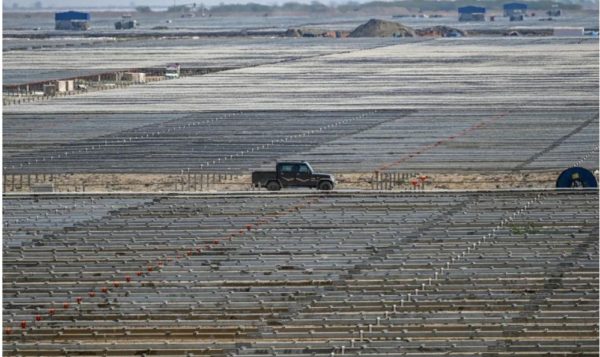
{"left": 3, "top": 190, "right": 598, "bottom": 355}
{"left": 4, "top": 38, "right": 598, "bottom": 177}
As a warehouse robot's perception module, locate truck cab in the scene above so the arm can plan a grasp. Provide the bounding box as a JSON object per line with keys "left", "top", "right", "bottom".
{"left": 252, "top": 161, "right": 335, "bottom": 191}
{"left": 165, "top": 64, "right": 181, "bottom": 79}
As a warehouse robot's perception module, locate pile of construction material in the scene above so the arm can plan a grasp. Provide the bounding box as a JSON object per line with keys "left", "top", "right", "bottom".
{"left": 415, "top": 25, "right": 466, "bottom": 37}
{"left": 288, "top": 20, "right": 465, "bottom": 38}
{"left": 285, "top": 28, "right": 349, "bottom": 38}
{"left": 349, "top": 18, "right": 415, "bottom": 37}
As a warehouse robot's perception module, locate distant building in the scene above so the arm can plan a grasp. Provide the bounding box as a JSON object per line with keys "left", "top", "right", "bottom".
{"left": 458, "top": 6, "right": 486, "bottom": 22}
{"left": 503, "top": 2, "right": 526, "bottom": 20}
{"left": 547, "top": 4, "right": 562, "bottom": 16}
{"left": 55, "top": 11, "right": 90, "bottom": 31}
{"left": 503, "top": 3, "right": 527, "bottom": 17}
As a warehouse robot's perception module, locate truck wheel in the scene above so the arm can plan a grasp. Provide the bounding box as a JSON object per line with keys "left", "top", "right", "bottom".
{"left": 318, "top": 181, "right": 333, "bottom": 191}
{"left": 266, "top": 181, "right": 281, "bottom": 191}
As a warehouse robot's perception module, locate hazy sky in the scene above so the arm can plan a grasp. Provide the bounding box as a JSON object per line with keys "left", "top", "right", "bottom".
{"left": 7, "top": 0, "right": 348, "bottom": 8}
{"left": 7, "top": 0, "right": 598, "bottom": 9}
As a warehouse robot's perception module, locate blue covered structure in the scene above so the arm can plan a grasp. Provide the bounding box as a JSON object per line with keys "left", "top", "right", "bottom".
{"left": 503, "top": 3, "right": 527, "bottom": 16}
{"left": 556, "top": 167, "right": 598, "bottom": 188}
{"left": 458, "top": 6, "right": 486, "bottom": 21}
{"left": 458, "top": 6, "right": 486, "bottom": 14}
{"left": 55, "top": 11, "right": 90, "bottom": 21}
{"left": 55, "top": 11, "right": 90, "bottom": 30}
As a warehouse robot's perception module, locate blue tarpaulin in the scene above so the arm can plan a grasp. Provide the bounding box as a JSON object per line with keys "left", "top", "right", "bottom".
{"left": 458, "top": 6, "right": 486, "bottom": 14}
{"left": 55, "top": 11, "right": 90, "bottom": 21}
{"left": 503, "top": 3, "right": 528, "bottom": 11}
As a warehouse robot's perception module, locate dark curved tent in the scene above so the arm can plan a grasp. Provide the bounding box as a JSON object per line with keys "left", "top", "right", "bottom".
{"left": 556, "top": 167, "right": 598, "bottom": 188}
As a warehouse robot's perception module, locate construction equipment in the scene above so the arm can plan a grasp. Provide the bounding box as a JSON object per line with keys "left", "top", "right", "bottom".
{"left": 165, "top": 64, "right": 181, "bottom": 79}
{"left": 115, "top": 15, "right": 138, "bottom": 30}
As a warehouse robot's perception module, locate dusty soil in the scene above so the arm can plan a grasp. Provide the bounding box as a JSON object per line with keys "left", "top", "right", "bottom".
{"left": 415, "top": 26, "right": 466, "bottom": 37}
{"left": 4, "top": 171, "right": 560, "bottom": 193}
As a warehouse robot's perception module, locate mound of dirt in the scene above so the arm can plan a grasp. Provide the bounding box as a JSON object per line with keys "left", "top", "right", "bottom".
{"left": 349, "top": 19, "right": 415, "bottom": 37}
{"left": 415, "top": 26, "right": 466, "bottom": 37}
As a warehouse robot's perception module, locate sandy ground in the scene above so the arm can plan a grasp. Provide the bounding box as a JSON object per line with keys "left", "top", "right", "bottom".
{"left": 3, "top": 171, "right": 560, "bottom": 193}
